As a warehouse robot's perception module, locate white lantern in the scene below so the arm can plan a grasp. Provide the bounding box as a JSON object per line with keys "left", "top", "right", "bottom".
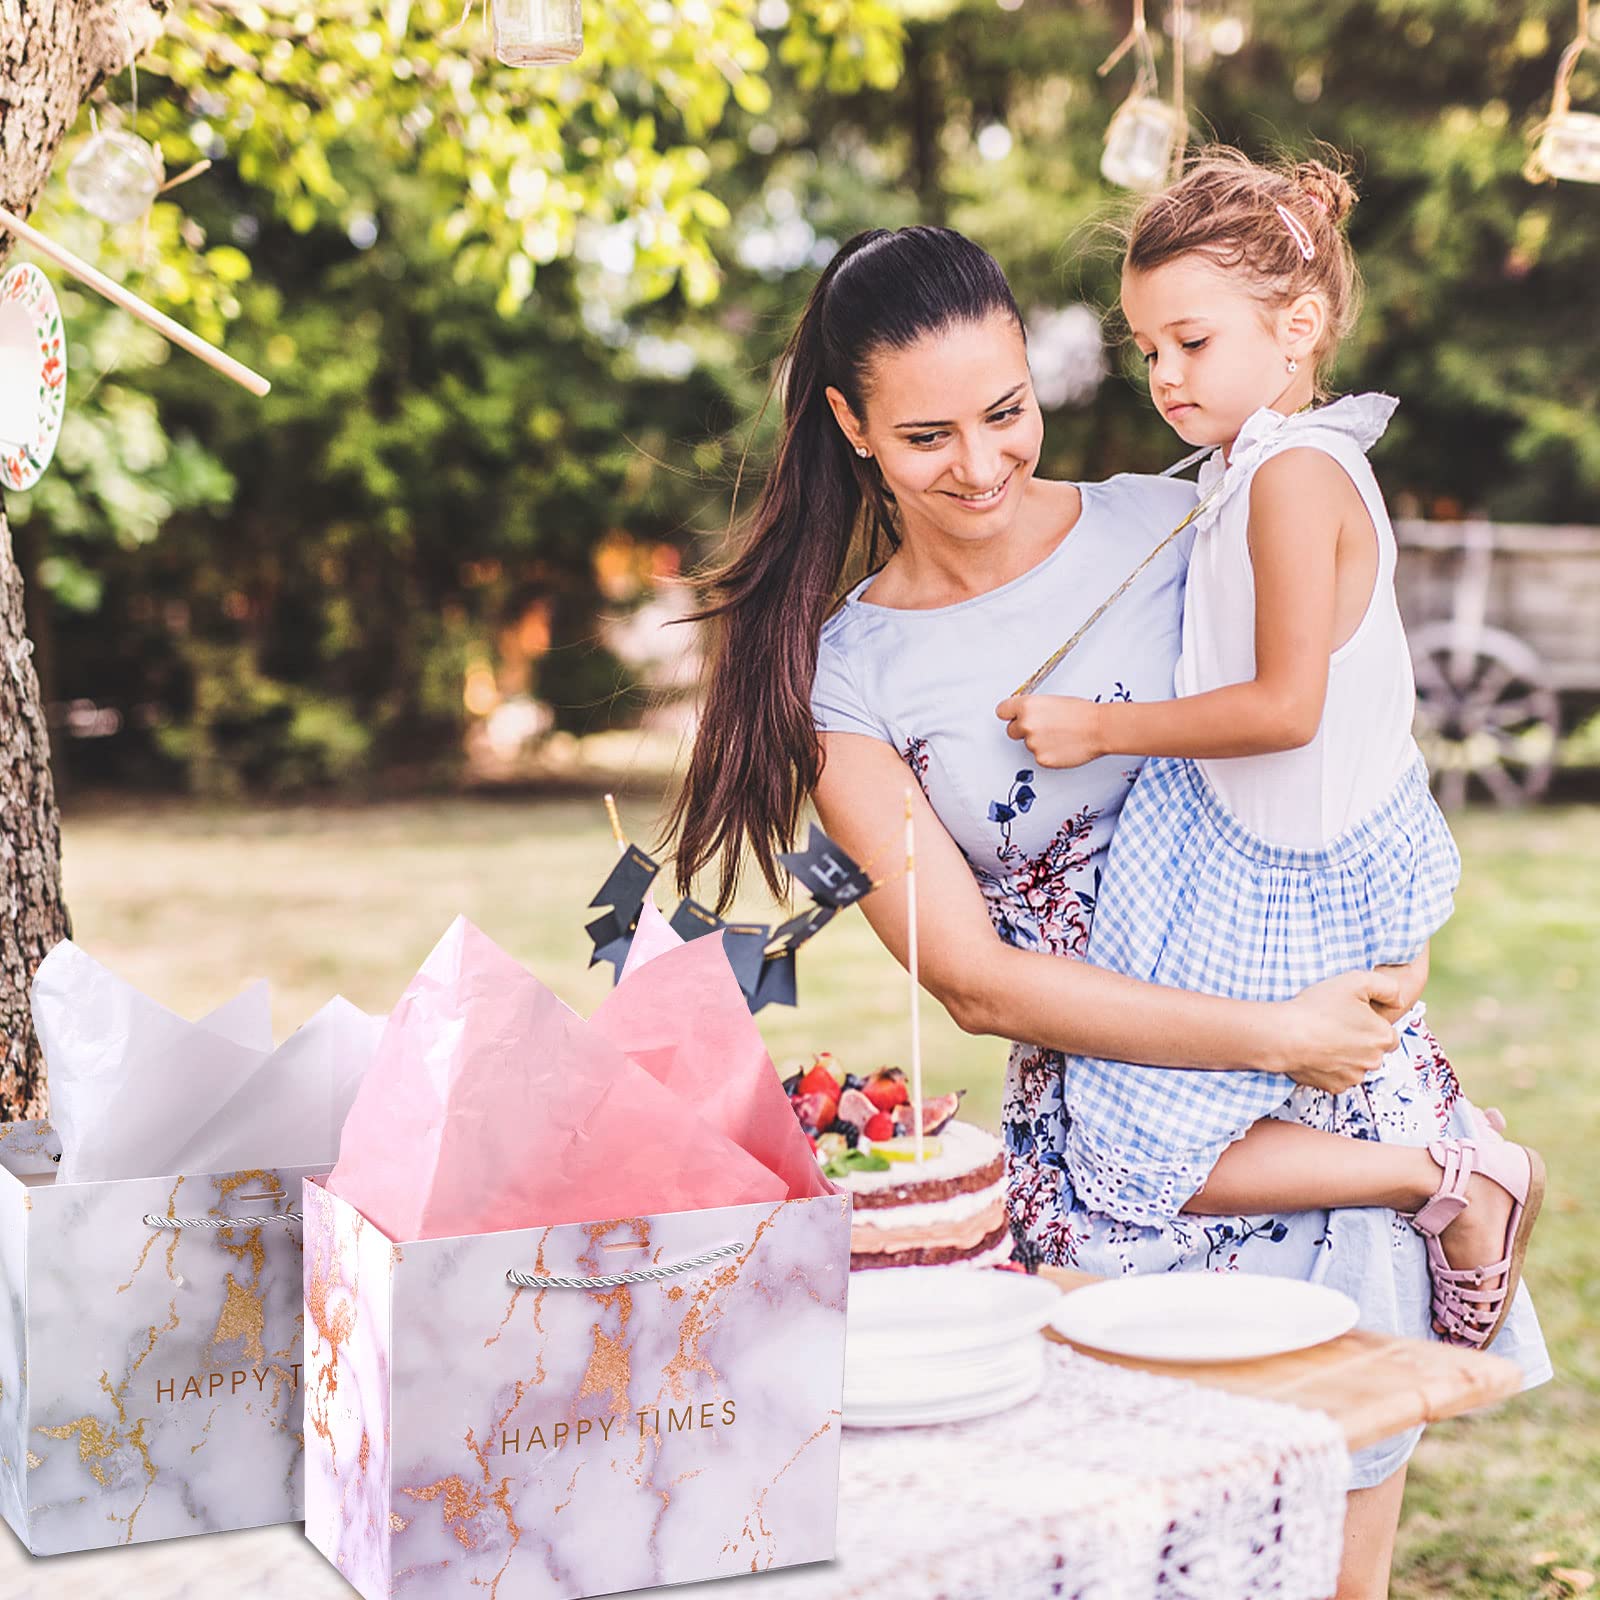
{"left": 65, "top": 129, "right": 164, "bottom": 225}
{"left": 490, "top": 0, "right": 583, "bottom": 65}
{"left": 1100, "top": 95, "right": 1186, "bottom": 192}
{"left": 1533, "top": 109, "right": 1600, "bottom": 184}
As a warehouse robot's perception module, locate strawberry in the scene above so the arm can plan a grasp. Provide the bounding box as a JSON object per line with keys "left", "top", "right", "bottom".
{"left": 798, "top": 1058, "right": 842, "bottom": 1102}
{"left": 864, "top": 1111, "right": 896, "bottom": 1143}
{"left": 862, "top": 1069, "right": 909, "bottom": 1114}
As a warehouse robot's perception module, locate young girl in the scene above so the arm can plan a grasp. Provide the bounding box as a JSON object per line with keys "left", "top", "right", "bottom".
{"left": 996, "top": 149, "right": 1544, "bottom": 1350}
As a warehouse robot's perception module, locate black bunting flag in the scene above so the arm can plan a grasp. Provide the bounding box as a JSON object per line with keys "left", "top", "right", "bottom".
{"left": 582, "top": 822, "right": 872, "bottom": 1013}
{"left": 777, "top": 824, "right": 873, "bottom": 909}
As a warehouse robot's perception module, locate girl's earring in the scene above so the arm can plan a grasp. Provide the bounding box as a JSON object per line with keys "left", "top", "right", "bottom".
{"left": 855, "top": 445, "right": 871, "bottom": 458}
{"left": 1285, "top": 356, "right": 1299, "bottom": 374}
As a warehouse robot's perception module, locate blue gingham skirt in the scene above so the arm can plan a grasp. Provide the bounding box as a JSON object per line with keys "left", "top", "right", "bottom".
{"left": 1060, "top": 753, "right": 1461, "bottom": 1224}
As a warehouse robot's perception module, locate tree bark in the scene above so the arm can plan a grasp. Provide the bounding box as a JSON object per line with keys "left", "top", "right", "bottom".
{"left": 0, "top": 0, "right": 166, "bottom": 1117}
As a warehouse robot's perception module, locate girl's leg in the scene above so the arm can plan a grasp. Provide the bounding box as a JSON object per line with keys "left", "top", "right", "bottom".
{"left": 1185, "top": 1119, "right": 1515, "bottom": 1288}
{"left": 1337, "top": 1467, "right": 1407, "bottom": 1600}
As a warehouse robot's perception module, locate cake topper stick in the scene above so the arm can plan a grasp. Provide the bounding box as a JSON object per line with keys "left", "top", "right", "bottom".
{"left": 904, "top": 789, "right": 925, "bottom": 1163}
{"left": 603, "top": 791, "right": 627, "bottom": 855}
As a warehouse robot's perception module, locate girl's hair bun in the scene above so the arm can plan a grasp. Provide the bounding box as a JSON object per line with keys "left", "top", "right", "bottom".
{"left": 1291, "top": 160, "right": 1358, "bottom": 226}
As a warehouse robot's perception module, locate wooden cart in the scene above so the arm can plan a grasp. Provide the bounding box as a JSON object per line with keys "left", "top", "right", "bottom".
{"left": 1395, "top": 519, "right": 1600, "bottom": 807}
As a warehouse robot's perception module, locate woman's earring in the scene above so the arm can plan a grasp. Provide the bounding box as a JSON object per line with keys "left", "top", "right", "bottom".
{"left": 855, "top": 445, "right": 871, "bottom": 458}
{"left": 1285, "top": 356, "right": 1299, "bottom": 374}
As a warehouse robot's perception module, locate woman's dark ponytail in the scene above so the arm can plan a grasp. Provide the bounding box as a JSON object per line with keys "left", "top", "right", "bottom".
{"left": 665, "top": 226, "right": 1021, "bottom": 910}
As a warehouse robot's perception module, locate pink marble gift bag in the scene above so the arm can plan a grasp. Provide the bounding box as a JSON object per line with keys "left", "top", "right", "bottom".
{"left": 303, "top": 1176, "right": 851, "bottom": 1599}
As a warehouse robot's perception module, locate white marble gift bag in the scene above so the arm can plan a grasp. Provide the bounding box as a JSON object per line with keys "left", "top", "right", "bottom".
{"left": 0, "top": 1120, "right": 319, "bottom": 1555}
{"left": 303, "top": 1176, "right": 852, "bottom": 1600}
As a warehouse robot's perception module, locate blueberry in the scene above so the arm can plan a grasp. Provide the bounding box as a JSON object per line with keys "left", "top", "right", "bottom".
{"left": 782, "top": 1072, "right": 802, "bottom": 1096}
{"left": 843, "top": 1073, "right": 864, "bottom": 1091}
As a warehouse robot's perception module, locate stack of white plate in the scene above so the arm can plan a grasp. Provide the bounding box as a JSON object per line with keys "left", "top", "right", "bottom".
{"left": 843, "top": 1266, "right": 1064, "bottom": 1428}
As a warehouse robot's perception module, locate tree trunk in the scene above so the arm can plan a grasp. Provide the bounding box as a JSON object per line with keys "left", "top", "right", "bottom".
{"left": 0, "top": 0, "right": 167, "bottom": 1118}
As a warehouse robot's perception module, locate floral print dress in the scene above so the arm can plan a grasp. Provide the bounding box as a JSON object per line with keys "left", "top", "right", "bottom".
{"left": 810, "top": 471, "right": 1550, "bottom": 1488}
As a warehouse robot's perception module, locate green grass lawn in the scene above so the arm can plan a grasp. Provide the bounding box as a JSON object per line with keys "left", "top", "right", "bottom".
{"left": 59, "top": 795, "right": 1599, "bottom": 1599}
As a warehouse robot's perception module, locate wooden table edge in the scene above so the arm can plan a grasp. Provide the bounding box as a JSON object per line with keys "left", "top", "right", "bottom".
{"left": 1038, "top": 1267, "right": 1526, "bottom": 1453}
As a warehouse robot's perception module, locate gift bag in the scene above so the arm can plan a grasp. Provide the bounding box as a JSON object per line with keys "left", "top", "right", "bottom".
{"left": 304, "top": 1179, "right": 850, "bottom": 1599}
{"left": 0, "top": 942, "right": 382, "bottom": 1556}
{"left": 303, "top": 916, "right": 851, "bottom": 1599}
{"left": 0, "top": 1121, "right": 318, "bottom": 1555}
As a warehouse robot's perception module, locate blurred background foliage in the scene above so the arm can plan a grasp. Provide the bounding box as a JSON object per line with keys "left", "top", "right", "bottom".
{"left": 6, "top": 0, "right": 1599, "bottom": 795}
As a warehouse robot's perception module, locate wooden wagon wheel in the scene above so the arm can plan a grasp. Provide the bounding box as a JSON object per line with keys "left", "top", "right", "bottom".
{"left": 1410, "top": 621, "right": 1560, "bottom": 809}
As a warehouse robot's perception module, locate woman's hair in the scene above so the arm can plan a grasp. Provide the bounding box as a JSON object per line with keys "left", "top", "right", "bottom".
{"left": 665, "top": 225, "right": 1023, "bottom": 910}
{"left": 1121, "top": 144, "right": 1363, "bottom": 389}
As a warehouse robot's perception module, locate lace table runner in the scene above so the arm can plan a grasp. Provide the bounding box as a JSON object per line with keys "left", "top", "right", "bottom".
{"left": 707, "top": 1344, "right": 1351, "bottom": 1600}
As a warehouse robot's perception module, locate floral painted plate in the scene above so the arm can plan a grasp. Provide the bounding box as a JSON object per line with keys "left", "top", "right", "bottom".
{"left": 0, "top": 263, "right": 67, "bottom": 492}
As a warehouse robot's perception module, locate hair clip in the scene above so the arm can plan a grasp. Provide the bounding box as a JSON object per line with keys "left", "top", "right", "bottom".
{"left": 1275, "top": 204, "right": 1316, "bottom": 263}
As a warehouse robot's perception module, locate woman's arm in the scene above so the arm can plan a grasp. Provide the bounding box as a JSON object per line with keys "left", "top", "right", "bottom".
{"left": 996, "top": 450, "right": 1363, "bottom": 768}
{"left": 813, "top": 729, "right": 1401, "bottom": 1091}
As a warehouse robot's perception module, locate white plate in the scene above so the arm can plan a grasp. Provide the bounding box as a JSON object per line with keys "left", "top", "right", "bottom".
{"left": 845, "top": 1336, "right": 1045, "bottom": 1411}
{"left": 0, "top": 264, "right": 66, "bottom": 492}
{"left": 846, "top": 1265, "right": 1062, "bottom": 1357}
{"left": 1048, "top": 1273, "right": 1360, "bottom": 1363}
{"left": 843, "top": 1365, "right": 1044, "bottom": 1429}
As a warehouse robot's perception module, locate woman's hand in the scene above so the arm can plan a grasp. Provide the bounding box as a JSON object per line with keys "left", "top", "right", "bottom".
{"left": 1277, "top": 970, "right": 1404, "bottom": 1092}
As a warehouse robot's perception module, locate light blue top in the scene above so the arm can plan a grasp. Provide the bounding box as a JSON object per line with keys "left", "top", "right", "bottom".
{"left": 811, "top": 472, "right": 1199, "bottom": 958}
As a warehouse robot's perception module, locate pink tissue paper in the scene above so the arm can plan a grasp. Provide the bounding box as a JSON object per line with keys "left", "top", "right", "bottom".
{"left": 328, "top": 914, "right": 831, "bottom": 1241}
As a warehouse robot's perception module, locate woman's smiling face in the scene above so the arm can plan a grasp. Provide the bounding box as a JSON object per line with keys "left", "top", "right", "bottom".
{"left": 825, "top": 311, "right": 1044, "bottom": 545}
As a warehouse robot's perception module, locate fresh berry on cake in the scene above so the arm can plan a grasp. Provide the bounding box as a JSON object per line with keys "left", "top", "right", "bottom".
{"left": 782, "top": 1055, "right": 1013, "bottom": 1272}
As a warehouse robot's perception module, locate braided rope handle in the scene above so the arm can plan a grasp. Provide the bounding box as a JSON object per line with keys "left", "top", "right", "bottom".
{"left": 507, "top": 1241, "right": 744, "bottom": 1291}
{"left": 143, "top": 1211, "right": 303, "bottom": 1231}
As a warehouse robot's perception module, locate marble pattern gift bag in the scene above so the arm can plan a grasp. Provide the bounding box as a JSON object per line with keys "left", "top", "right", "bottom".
{"left": 0, "top": 943, "right": 382, "bottom": 1557}
{"left": 303, "top": 917, "right": 851, "bottom": 1600}
{"left": 0, "top": 1121, "right": 321, "bottom": 1555}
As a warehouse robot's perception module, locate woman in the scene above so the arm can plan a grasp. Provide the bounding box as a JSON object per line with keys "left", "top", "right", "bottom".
{"left": 666, "top": 225, "right": 1548, "bottom": 1599}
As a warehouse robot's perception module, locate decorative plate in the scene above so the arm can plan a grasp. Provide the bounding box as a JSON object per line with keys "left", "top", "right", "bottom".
{"left": 0, "top": 263, "right": 67, "bottom": 493}
{"left": 1048, "top": 1272, "right": 1360, "bottom": 1364}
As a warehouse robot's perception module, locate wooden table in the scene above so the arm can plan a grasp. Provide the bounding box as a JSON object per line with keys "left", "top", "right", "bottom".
{"left": 1040, "top": 1267, "right": 1525, "bottom": 1451}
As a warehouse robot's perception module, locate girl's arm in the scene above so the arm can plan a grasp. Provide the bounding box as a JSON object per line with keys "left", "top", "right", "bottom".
{"left": 996, "top": 449, "right": 1368, "bottom": 768}
{"left": 812, "top": 728, "right": 1403, "bottom": 1092}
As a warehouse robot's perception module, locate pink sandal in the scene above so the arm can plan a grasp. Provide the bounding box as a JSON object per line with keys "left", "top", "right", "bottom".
{"left": 1409, "top": 1135, "right": 1546, "bottom": 1350}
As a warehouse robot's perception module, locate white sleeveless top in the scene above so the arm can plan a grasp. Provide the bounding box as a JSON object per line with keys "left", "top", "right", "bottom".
{"left": 1175, "top": 393, "right": 1417, "bottom": 849}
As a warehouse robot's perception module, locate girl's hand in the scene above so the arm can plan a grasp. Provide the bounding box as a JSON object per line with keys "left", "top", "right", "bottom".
{"left": 1277, "top": 970, "right": 1403, "bottom": 1092}
{"left": 995, "top": 694, "right": 1105, "bottom": 769}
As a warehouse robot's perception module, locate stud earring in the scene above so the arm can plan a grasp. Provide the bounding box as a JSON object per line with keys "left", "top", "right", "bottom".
{"left": 1285, "top": 356, "right": 1299, "bottom": 374}
{"left": 855, "top": 445, "right": 870, "bottom": 458}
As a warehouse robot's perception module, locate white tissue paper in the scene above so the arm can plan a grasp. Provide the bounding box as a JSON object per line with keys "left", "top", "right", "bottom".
{"left": 31, "top": 940, "right": 383, "bottom": 1184}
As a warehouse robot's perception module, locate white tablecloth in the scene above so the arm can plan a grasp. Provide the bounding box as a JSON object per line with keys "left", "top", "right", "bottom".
{"left": 0, "top": 1347, "right": 1349, "bottom": 1600}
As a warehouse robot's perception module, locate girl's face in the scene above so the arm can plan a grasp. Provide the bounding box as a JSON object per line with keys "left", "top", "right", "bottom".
{"left": 1121, "top": 254, "right": 1320, "bottom": 450}
{"left": 825, "top": 312, "right": 1044, "bottom": 546}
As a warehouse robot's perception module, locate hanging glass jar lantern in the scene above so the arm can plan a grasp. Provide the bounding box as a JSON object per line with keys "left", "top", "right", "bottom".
{"left": 1097, "top": 0, "right": 1188, "bottom": 192}
{"left": 1528, "top": 4, "right": 1600, "bottom": 183}
{"left": 65, "top": 128, "right": 164, "bottom": 225}
{"left": 490, "top": 0, "right": 583, "bottom": 65}
{"left": 1101, "top": 95, "right": 1187, "bottom": 191}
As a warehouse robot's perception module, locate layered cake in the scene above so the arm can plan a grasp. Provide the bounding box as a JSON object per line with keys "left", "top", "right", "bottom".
{"left": 783, "top": 1054, "right": 1013, "bottom": 1272}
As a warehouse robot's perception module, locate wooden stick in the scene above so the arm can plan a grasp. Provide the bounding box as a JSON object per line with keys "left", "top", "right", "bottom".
{"left": 603, "top": 792, "right": 627, "bottom": 855}
{"left": 0, "top": 206, "right": 270, "bottom": 398}
{"left": 904, "top": 789, "right": 924, "bottom": 1163}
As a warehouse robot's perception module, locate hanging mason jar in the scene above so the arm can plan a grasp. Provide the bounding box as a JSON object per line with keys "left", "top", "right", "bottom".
{"left": 1101, "top": 95, "right": 1186, "bottom": 192}
{"left": 1528, "top": 15, "right": 1600, "bottom": 184}
{"left": 490, "top": 0, "right": 583, "bottom": 66}
{"left": 65, "top": 129, "right": 164, "bottom": 225}
{"left": 1533, "top": 110, "right": 1600, "bottom": 183}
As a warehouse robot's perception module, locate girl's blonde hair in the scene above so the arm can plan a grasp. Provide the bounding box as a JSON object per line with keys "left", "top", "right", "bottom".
{"left": 1122, "top": 144, "right": 1364, "bottom": 392}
